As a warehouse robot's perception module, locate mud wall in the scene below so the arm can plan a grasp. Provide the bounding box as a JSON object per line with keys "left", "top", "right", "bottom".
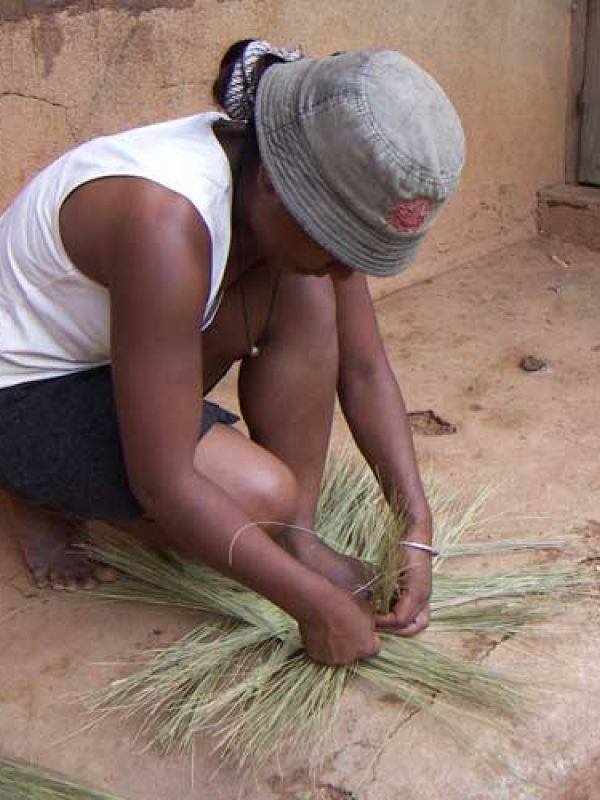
{"left": 0, "top": 0, "right": 571, "bottom": 293}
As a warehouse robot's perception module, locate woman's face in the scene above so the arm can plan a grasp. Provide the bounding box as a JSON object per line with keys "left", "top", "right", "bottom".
{"left": 248, "top": 164, "right": 353, "bottom": 280}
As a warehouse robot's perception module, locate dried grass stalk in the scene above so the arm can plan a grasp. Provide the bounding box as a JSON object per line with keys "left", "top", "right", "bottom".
{"left": 85, "top": 452, "right": 594, "bottom": 770}
{"left": 0, "top": 757, "right": 125, "bottom": 800}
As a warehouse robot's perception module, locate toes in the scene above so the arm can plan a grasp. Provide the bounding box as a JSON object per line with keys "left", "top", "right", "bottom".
{"left": 77, "top": 575, "right": 99, "bottom": 591}
{"left": 92, "top": 565, "right": 119, "bottom": 583}
{"left": 59, "top": 573, "right": 98, "bottom": 591}
{"left": 17, "top": 513, "right": 102, "bottom": 592}
{"left": 48, "top": 573, "right": 69, "bottom": 591}
{"left": 47, "top": 565, "right": 98, "bottom": 592}
{"left": 395, "top": 610, "right": 430, "bottom": 637}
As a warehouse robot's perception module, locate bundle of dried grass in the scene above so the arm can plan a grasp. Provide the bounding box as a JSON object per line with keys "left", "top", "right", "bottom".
{"left": 0, "top": 757, "right": 125, "bottom": 800}
{"left": 85, "top": 454, "right": 593, "bottom": 771}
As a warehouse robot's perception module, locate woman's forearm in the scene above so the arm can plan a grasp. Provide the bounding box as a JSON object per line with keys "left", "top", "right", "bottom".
{"left": 136, "top": 471, "right": 341, "bottom": 623}
{"left": 338, "top": 366, "right": 432, "bottom": 536}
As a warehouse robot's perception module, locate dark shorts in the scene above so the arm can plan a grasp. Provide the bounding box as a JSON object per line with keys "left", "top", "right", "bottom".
{"left": 0, "top": 365, "right": 238, "bottom": 522}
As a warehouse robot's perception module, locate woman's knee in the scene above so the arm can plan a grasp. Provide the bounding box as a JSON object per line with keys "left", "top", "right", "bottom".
{"left": 194, "top": 425, "right": 299, "bottom": 530}
{"left": 244, "top": 456, "right": 299, "bottom": 533}
{"left": 270, "top": 273, "right": 338, "bottom": 364}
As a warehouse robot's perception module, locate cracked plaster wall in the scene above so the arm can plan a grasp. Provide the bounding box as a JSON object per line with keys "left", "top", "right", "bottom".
{"left": 0, "top": 0, "right": 571, "bottom": 289}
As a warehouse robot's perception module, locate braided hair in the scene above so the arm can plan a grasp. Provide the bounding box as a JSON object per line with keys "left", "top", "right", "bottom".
{"left": 212, "top": 39, "right": 302, "bottom": 123}
{"left": 212, "top": 39, "right": 303, "bottom": 252}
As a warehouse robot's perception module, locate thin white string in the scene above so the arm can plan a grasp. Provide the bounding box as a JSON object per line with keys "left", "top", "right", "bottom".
{"left": 228, "top": 520, "right": 382, "bottom": 600}
{"left": 228, "top": 520, "right": 317, "bottom": 567}
{"left": 351, "top": 575, "right": 378, "bottom": 597}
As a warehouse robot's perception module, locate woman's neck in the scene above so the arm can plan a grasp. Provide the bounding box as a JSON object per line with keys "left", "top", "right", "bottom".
{"left": 213, "top": 118, "right": 246, "bottom": 173}
{"left": 213, "top": 119, "right": 265, "bottom": 287}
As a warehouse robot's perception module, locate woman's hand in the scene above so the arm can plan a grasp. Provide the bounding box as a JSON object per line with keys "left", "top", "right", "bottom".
{"left": 374, "top": 520, "right": 433, "bottom": 636}
{"left": 298, "top": 590, "right": 381, "bottom": 666}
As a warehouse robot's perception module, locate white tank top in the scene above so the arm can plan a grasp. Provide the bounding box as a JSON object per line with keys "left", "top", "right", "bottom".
{"left": 0, "top": 112, "right": 232, "bottom": 390}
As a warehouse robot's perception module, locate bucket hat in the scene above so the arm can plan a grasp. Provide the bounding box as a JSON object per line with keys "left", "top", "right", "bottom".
{"left": 255, "top": 50, "right": 465, "bottom": 276}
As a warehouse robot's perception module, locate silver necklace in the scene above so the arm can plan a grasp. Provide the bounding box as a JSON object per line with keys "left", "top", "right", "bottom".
{"left": 239, "top": 270, "right": 282, "bottom": 358}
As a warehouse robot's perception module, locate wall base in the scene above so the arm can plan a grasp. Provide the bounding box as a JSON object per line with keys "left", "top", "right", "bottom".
{"left": 537, "top": 183, "right": 600, "bottom": 252}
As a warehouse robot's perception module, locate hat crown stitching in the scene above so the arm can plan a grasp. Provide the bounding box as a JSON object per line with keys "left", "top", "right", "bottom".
{"left": 358, "top": 56, "right": 464, "bottom": 191}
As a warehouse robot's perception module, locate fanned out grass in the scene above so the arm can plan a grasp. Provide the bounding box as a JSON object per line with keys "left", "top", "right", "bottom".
{"left": 442, "top": 537, "right": 573, "bottom": 558}
{"left": 85, "top": 454, "right": 594, "bottom": 771}
{"left": 0, "top": 757, "right": 126, "bottom": 800}
{"left": 432, "top": 565, "right": 592, "bottom": 603}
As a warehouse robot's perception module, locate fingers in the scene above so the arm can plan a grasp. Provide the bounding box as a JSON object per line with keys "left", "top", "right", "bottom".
{"left": 375, "top": 545, "right": 433, "bottom": 634}
{"left": 299, "top": 588, "right": 383, "bottom": 666}
{"left": 393, "top": 607, "right": 430, "bottom": 637}
{"left": 354, "top": 631, "right": 382, "bottom": 663}
{"left": 380, "top": 590, "right": 422, "bottom": 627}
{"left": 303, "top": 629, "right": 381, "bottom": 666}
{"left": 374, "top": 610, "right": 401, "bottom": 629}
{"left": 350, "top": 629, "right": 381, "bottom": 663}
{"left": 375, "top": 600, "right": 431, "bottom": 635}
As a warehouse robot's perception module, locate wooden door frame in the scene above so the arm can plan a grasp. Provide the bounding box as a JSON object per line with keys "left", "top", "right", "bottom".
{"left": 567, "top": 0, "right": 600, "bottom": 185}
{"left": 566, "top": 0, "right": 589, "bottom": 184}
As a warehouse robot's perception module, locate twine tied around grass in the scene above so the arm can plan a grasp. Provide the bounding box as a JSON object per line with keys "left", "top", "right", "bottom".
{"left": 227, "top": 519, "right": 387, "bottom": 600}
{"left": 227, "top": 520, "right": 316, "bottom": 568}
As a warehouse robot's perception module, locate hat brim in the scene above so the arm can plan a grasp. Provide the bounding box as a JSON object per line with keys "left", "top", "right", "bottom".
{"left": 255, "top": 59, "right": 422, "bottom": 278}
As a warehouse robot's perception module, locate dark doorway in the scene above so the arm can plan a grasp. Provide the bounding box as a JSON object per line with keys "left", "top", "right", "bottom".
{"left": 579, "top": 0, "right": 600, "bottom": 185}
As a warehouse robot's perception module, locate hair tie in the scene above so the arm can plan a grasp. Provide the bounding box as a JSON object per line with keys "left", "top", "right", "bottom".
{"left": 223, "top": 39, "right": 303, "bottom": 122}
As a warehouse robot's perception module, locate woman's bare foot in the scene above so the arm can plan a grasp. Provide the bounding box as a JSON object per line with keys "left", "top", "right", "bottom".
{"left": 3, "top": 495, "right": 115, "bottom": 590}
{"left": 276, "top": 528, "right": 374, "bottom": 598}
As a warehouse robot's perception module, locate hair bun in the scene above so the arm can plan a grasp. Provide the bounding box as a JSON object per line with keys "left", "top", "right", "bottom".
{"left": 219, "top": 39, "right": 302, "bottom": 122}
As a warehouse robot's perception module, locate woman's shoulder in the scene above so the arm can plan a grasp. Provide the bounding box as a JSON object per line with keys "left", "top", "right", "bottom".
{"left": 67, "top": 112, "right": 233, "bottom": 229}
{"left": 79, "top": 112, "right": 230, "bottom": 181}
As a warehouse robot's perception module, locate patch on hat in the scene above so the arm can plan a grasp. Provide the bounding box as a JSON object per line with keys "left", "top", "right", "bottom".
{"left": 386, "top": 197, "right": 433, "bottom": 232}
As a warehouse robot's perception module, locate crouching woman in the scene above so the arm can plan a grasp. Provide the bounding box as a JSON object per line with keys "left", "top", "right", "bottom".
{"left": 0, "top": 40, "right": 464, "bottom": 664}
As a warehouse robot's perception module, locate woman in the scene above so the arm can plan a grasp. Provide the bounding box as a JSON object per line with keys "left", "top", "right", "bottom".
{"left": 0, "top": 40, "right": 464, "bottom": 665}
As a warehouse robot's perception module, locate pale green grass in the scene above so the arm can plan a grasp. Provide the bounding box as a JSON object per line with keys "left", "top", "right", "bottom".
{"left": 0, "top": 757, "right": 126, "bottom": 800}
{"left": 85, "top": 454, "right": 594, "bottom": 771}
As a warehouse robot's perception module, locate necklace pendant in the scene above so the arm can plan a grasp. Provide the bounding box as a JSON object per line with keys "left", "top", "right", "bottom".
{"left": 249, "top": 345, "right": 261, "bottom": 358}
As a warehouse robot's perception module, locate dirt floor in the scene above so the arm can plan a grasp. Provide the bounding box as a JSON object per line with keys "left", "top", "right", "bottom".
{"left": 1, "top": 235, "right": 599, "bottom": 800}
